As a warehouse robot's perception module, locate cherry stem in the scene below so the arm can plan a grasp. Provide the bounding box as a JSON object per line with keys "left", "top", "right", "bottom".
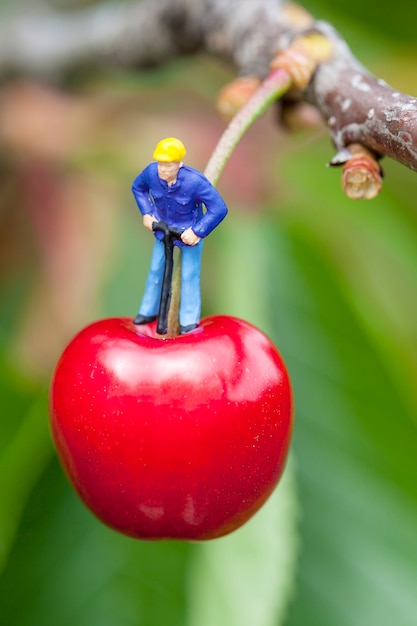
{"left": 167, "top": 248, "right": 181, "bottom": 337}
{"left": 204, "top": 67, "right": 292, "bottom": 186}
{"left": 167, "top": 67, "right": 292, "bottom": 336}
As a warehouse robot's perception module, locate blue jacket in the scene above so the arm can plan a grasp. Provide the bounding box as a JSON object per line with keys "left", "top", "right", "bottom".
{"left": 132, "top": 163, "right": 228, "bottom": 245}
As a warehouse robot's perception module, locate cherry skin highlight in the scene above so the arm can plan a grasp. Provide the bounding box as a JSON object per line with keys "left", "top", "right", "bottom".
{"left": 49, "top": 315, "right": 293, "bottom": 540}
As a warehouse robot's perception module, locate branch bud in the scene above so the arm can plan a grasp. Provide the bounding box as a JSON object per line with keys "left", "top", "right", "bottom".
{"left": 341, "top": 144, "right": 383, "bottom": 199}
{"left": 270, "top": 32, "right": 333, "bottom": 90}
{"left": 216, "top": 77, "right": 261, "bottom": 121}
{"left": 280, "top": 100, "right": 324, "bottom": 132}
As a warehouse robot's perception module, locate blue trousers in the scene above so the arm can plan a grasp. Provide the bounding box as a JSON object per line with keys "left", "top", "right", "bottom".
{"left": 138, "top": 239, "right": 203, "bottom": 327}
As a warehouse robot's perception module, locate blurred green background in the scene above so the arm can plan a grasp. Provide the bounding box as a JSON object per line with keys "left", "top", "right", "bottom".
{"left": 0, "top": 1, "right": 416, "bottom": 625}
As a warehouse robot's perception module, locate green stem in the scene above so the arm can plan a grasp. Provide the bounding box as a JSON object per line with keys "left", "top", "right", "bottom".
{"left": 167, "top": 248, "right": 181, "bottom": 337}
{"left": 204, "top": 67, "right": 291, "bottom": 185}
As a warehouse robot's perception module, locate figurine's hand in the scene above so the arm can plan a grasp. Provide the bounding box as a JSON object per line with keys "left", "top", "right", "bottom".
{"left": 181, "top": 228, "right": 201, "bottom": 246}
{"left": 143, "top": 214, "right": 157, "bottom": 231}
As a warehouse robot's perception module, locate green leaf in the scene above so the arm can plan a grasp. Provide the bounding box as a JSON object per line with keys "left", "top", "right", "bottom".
{"left": 266, "top": 219, "right": 417, "bottom": 626}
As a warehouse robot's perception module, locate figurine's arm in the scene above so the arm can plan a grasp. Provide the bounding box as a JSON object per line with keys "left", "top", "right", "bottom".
{"left": 191, "top": 177, "right": 228, "bottom": 239}
{"left": 132, "top": 166, "right": 158, "bottom": 230}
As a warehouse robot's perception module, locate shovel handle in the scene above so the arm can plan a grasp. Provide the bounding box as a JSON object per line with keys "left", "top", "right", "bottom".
{"left": 152, "top": 220, "right": 183, "bottom": 241}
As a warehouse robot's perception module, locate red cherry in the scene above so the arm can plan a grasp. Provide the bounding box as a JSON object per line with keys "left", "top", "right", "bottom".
{"left": 49, "top": 315, "right": 293, "bottom": 540}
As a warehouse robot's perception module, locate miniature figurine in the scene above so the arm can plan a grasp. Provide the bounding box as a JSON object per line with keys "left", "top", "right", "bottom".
{"left": 132, "top": 137, "right": 228, "bottom": 334}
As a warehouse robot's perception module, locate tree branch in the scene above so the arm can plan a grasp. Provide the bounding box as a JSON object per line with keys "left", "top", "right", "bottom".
{"left": 309, "top": 22, "right": 417, "bottom": 171}
{"left": 0, "top": 0, "right": 295, "bottom": 77}
{"left": 1, "top": 0, "right": 417, "bottom": 173}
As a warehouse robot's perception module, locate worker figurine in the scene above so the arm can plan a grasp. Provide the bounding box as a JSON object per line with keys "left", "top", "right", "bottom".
{"left": 132, "top": 137, "right": 228, "bottom": 334}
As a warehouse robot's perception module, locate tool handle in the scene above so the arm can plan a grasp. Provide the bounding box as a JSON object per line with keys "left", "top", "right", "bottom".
{"left": 152, "top": 220, "right": 183, "bottom": 241}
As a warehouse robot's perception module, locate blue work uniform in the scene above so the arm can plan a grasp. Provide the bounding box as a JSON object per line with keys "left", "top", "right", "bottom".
{"left": 132, "top": 163, "right": 228, "bottom": 327}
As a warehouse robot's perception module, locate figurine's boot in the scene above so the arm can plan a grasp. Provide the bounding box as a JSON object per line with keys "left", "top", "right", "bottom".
{"left": 133, "top": 314, "right": 157, "bottom": 325}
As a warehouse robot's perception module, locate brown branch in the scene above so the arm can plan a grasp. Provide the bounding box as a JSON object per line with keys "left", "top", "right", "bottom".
{"left": 0, "top": 0, "right": 417, "bottom": 172}
{"left": 310, "top": 22, "right": 417, "bottom": 171}
{"left": 0, "top": 0, "right": 294, "bottom": 76}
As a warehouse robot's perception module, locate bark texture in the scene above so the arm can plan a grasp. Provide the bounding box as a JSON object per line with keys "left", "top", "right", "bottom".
{"left": 1, "top": 0, "right": 417, "bottom": 171}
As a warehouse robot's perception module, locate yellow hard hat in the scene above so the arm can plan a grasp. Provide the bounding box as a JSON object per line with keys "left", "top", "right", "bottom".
{"left": 153, "top": 137, "right": 187, "bottom": 162}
